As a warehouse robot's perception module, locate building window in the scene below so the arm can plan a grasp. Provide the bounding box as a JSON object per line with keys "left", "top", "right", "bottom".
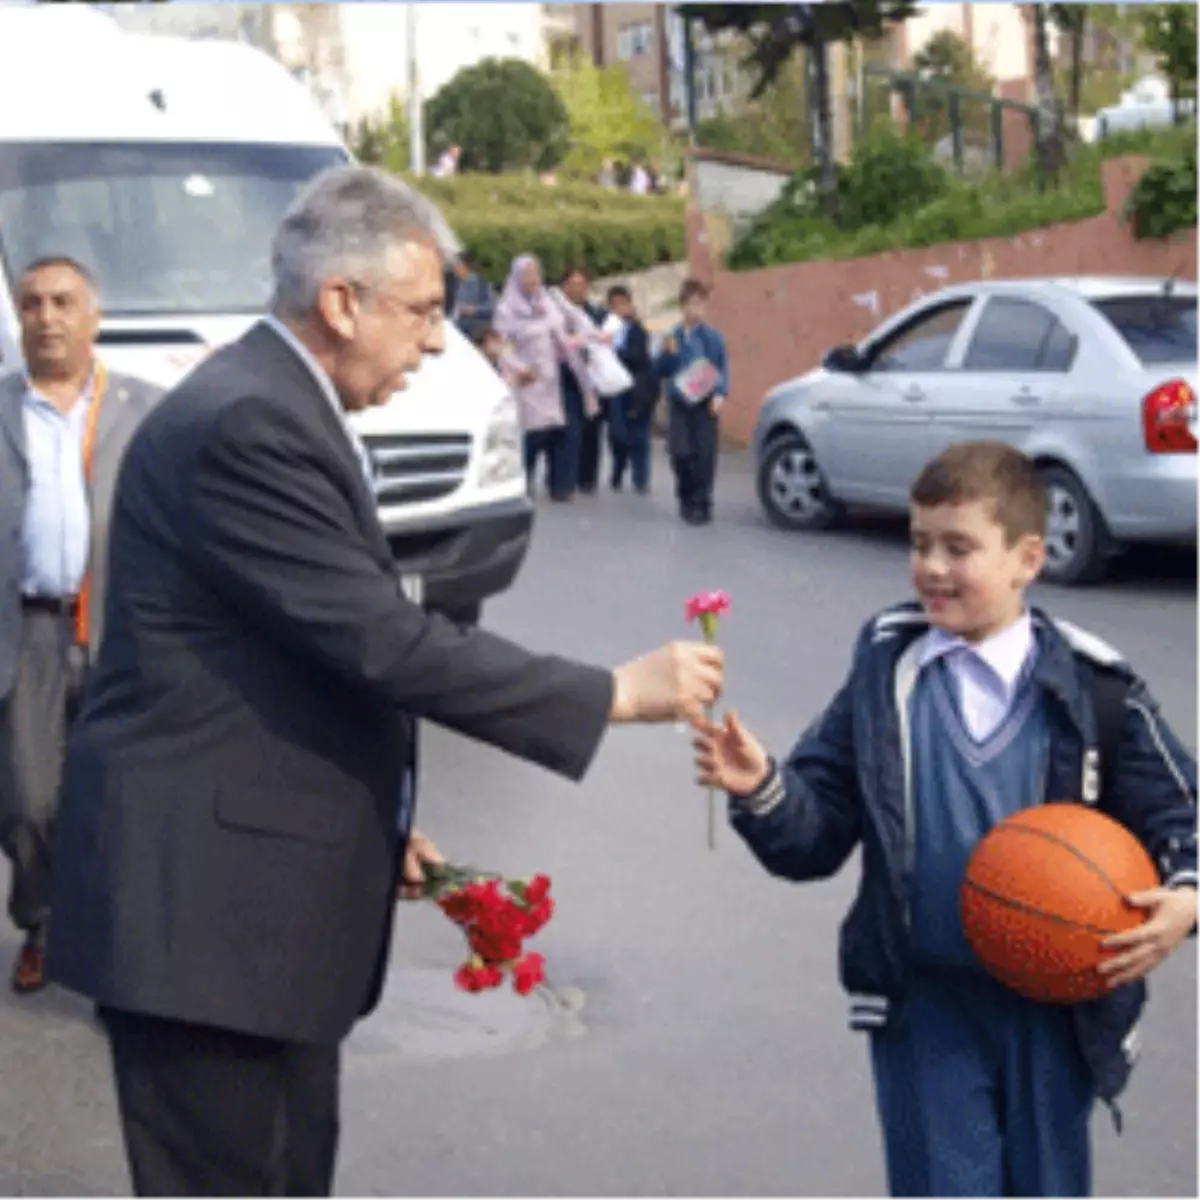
{"left": 617, "top": 20, "right": 654, "bottom": 60}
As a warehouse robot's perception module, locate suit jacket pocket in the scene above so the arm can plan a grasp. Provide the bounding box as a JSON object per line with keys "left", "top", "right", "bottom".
{"left": 214, "top": 785, "right": 357, "bottom": 846}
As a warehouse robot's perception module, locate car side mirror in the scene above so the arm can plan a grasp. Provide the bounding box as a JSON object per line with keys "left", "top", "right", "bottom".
{"left": 823, "top": 344, "right": 866, "bottom": 374}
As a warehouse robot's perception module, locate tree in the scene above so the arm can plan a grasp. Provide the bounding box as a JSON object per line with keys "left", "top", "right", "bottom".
{"left": 911, "top": 30, "right": 996, "bottom": 146}
{"left": 1031, "top": 5, "right": 1066, "bottom": 183}
{"left": 350, "top": 95, "right": 410, "bottom": 174}
{"left": 553, "top": 55, "right": 665, "bottom": 179}
{"left": 695, "top": 53, "right": 810, "bottom": 168}
{"left": 425, "top": 59, "right": 569, "bottom": 175}
{"left": 1048, "top": 4, "right": 1087, "bottom": 129}
{"left": 1136, "top": 3, "right": 1198, "bottom": 123}
{"left": 679, "top": 2, "right": 918, "bottom": 216}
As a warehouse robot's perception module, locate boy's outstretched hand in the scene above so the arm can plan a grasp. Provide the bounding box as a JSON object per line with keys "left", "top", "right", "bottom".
{"left": 694, "top": 711, "right": 772, "bottom": 796}
{"left": 1099, "top": 886, "right": 1198, "bottom": 988}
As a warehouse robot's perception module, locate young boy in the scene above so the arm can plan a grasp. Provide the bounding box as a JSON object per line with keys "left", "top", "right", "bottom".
{"left": 695, "top": 441, "right": 1197, "bottom": 1198}
{"left": 604, "top": 285, "right": 658, "bottom": 495}
{"left": 656, "top": 279, "right": 729, "bottom": 525}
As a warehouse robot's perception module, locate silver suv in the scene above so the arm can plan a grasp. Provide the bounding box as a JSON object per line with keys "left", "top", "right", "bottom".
{"left": 753, "top": 277, "right": 1197, "bottom": 585}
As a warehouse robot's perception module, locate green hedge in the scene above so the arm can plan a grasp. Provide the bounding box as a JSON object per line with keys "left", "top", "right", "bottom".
{"left": 1124, "top": 150, "right": 1198, "bottom": 240}
{"left": 728, "top": 124, "right": 1197, "bottom": 271}
{"left": 406, "top": 173, "right": 686, "bottom": 284}
{"left": 449, "top": 210, "right": 685, "bottom": 286}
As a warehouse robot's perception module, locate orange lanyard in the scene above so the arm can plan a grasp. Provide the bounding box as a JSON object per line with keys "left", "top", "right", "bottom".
{"left": 75, "top": 362, "right": 108, "bottom": 647}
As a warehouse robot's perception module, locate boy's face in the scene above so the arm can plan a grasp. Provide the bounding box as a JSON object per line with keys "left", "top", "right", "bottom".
{"left": 609, "top": 295, "right": 634, "bottom": 321}
{"left": 682, "top": 296, "right": 707, "bottom": 325}
{"left": 910, "top": 500, "right": 1045, "bottom": 643}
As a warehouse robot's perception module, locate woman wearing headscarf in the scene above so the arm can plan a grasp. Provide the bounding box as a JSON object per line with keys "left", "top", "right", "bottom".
{"left": 493, "top": 255, "right": 594, "bottom": 502}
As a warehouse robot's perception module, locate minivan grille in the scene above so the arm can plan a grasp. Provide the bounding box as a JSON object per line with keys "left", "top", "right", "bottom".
{"left": 363, "top": 433, "right": 471, "bottom": 505}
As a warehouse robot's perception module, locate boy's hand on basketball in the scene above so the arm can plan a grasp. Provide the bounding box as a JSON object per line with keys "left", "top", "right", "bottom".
{"left": 694, "top": 711, "right": 771, "bottom": 796}
{"left": 1099, "top": 886, "right": 1198, "bottom": 987}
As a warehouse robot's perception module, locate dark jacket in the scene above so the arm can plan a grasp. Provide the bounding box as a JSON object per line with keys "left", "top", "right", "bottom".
{"left": 612, "top": 319, "right": 658, "bottom": 421}
{"left": 46, "top": 322, "right": 614, "bottom": 1046}
{"left": 731, "top": 602, "right": 1197, "bottom": 1104}
{"left": 451, "top": 271, "right": 497, "bottom": 344}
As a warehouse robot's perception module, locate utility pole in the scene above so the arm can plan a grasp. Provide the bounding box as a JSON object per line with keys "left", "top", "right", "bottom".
{"left": 406, "top": 3, "right": 425, "bottom": 176}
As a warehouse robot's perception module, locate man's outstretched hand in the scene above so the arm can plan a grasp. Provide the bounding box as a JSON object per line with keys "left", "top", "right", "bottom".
{"left": 610, "top": 641, "right": 724, "bottom": 727}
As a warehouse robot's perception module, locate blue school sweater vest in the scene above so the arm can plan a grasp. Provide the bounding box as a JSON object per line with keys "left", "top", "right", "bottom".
{"left": 909, "top": 657, "right": 1051, "bottom": 970}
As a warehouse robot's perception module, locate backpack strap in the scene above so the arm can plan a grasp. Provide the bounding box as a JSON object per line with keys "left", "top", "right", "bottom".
{"left": 1089, "top": 667, "right": 1131, "bottom": 805}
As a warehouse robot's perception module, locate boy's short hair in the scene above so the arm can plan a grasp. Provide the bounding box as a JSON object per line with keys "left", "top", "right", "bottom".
{"left": 606, "top": 284, "right": 632, "bottom": 305}
{"left": 910, "top": 441, "right": 1047, "bottom": 544}
{"left": 679, "top": 278, "right": 709, "bottom": 306}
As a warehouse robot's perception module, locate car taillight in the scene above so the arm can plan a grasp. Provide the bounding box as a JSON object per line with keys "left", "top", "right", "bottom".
{"left": 1142, "top": 379, "right": 1197, "bottom": 454}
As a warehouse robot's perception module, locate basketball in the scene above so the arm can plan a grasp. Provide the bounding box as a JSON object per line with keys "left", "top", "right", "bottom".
{"left": 962, "top": 803, "right": 1159, "bottom": 1003}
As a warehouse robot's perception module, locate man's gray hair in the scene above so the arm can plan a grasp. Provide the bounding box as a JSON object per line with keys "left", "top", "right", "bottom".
{"left": 270, "top": 165, "right": 463, "bottom": 318}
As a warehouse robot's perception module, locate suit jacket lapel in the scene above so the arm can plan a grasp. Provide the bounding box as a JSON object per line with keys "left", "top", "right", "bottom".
{"left": 242, "top": 324, "right": 388, "bottom": 559}
{"left": 0, "top": 373, "right": 26, "bottom": 468}
{"left": 93, "top": 369, "right": 130, "bottom": 467}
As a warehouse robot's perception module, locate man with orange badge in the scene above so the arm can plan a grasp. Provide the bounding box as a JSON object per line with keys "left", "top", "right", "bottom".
{"left": 0, "top": 257, "right": 161, "bottom": 993}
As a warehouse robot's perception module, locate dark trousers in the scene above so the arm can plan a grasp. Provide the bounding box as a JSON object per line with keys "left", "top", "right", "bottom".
{"left": 578, "top": 408, "right": 606, "bottom": 494}
{"left": 524, "top": 428, "right": 576, "bottom": 500}
{"left": 870, "top": 969, "right": 1093, "bottom": 1197}
{"left": 102, "top": 1007, "right": 341, "bottom": 1197}
{"left": 668, "top": 400, "right": 718, "bottom": 519}
{"left": 0, "top": 610, "right": 85, "bottom": 936}
{"left": 608, "top": 403, "right": 653, "bottom": 491}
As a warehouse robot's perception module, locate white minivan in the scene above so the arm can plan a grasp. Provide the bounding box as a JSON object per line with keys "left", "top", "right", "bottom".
{"left": 0, "top": 5, "right": 531, "bottom": 623}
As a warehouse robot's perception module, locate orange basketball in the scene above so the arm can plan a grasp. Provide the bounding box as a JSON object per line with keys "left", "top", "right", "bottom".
{"left": 961, "top": 803, "right": 1158, "bottom": 1003}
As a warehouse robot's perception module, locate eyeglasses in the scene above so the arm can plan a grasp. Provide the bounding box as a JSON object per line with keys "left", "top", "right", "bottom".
{"left": 349, "top": 281, "right": 444, "bottom": 329}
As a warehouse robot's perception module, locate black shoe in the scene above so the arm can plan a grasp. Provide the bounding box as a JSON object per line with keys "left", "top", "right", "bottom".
{"left": 549, "top": 491, "right": 574, "bottom": 503}
{"left": 635, "top": 484, "right": 650, "bottom": 496}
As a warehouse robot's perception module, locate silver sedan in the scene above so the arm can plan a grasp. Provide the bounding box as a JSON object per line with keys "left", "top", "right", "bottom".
{"left": 753, "top": 277, "right": 1197, "bottom": 585}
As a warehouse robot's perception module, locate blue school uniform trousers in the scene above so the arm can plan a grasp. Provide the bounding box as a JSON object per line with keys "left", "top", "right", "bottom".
{"left": 870, "top": 659, "right": 1094, "bottom": 1197}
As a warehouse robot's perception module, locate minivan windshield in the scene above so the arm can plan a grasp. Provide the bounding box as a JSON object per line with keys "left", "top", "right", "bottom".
{"left": 1091, "top": 294, "right": 1198, "bottom": 366}
{"left": 0, "top": 141, "right": 349, "bottom": 317}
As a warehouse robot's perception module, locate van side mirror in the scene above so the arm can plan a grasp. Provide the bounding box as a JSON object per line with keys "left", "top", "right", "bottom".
{"left": 823, "top": 344, "right": 866, "bottom": 374}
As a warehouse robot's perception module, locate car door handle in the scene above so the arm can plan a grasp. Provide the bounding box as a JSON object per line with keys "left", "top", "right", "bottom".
{"left": 1010, "top": 388, "right": 1041, "bottom": 406}
{"left": 902, "top": 386, "right": 926, "bottom": 403}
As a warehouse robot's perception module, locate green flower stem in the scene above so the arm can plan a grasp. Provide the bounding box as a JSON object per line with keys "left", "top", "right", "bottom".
{"left": 699, "top": 616, "right": 718, "bottom": 852}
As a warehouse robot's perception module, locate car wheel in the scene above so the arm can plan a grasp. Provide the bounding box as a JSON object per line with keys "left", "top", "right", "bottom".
{"left": 1040, "top": 467, "right": 1111, "bottom": 586}
{"left": 757, "top": 435, "right": 843, "bottom": 531}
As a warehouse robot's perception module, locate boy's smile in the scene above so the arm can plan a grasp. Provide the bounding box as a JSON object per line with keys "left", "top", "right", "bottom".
{"left": 911, "top": 499, "right": 1045, "bottom": 643}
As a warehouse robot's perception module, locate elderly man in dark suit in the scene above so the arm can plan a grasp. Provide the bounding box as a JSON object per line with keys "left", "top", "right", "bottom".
{"left": 0, "top": 257, "right": 160, "bottom": 994}
{"left": 47, "top": 166, "right": 723, "bottom": 1198}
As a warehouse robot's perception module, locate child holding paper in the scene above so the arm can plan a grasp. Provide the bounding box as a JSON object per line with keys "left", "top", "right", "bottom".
{"left": 657, "top": 279, "right": 729, "bottom": 526}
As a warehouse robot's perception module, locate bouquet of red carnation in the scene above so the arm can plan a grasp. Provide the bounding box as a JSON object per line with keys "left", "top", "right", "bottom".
{"left": 422, "top": 862, "right": 555, "bottom": 996}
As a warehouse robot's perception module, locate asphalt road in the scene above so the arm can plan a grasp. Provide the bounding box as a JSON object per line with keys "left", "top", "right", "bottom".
{"left": 0, "top": 448, "right": 1194, "bottom": 1197}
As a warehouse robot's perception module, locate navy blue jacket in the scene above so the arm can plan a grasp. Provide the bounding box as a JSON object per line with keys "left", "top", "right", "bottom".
{"left": 732, "top": 602, "right": 1197, "bottom": 1104}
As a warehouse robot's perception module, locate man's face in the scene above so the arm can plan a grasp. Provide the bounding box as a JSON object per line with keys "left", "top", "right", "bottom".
{"left": 318, "top": 240, "right": 446, "bottom": 412}
{"left": 563, "top": 272, "right": 589, "bottom": 306}
{"left": 910, "top": 499, "right": 1045, "bottom": 643}
{"left": 18, "top": 263, "right": 100, "bottom": 378}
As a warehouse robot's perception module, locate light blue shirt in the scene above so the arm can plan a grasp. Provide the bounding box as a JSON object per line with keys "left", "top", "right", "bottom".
{"left": 261, "top": 315, "right": 375, "bottom": 489}
{"left": 919, "top": 612, "right": 1036, "bottom": 742}
{"left": 21, "top": 378, "right": 95, "bottom": 598}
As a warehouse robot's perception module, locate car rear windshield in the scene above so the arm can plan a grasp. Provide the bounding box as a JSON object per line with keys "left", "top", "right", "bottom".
{"left": 1090, "top": 294, "right": 1198, "bottom": 366}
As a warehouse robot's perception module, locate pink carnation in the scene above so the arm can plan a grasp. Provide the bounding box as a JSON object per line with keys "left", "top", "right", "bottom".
{"left": 685, "top": 591, "right": 732, "bottom": 623}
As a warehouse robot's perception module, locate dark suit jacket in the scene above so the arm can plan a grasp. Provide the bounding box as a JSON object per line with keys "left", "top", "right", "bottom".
{"left": 46, "top": 322, "right": 613, "bottom": 1045}
{"left": 614, "top": 321, "right": 658, "bottom": 420}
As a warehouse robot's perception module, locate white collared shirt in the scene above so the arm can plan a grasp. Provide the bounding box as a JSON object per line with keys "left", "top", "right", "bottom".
{"left": 261, "top": 315, "right": 375, "bottom": 489}
{"left": 919, "top": 612, "right": 1036, "bottom": 742}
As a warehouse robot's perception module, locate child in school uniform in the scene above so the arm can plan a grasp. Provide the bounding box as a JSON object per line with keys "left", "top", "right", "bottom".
{"left": 603, "top": 285, "right": 658, "bottom": 495}
{"left": 694, "top": 441, "right": 1197, "bottom": 1198}
{"left": 656, "top": 279, "right": 729, "bottom": 525}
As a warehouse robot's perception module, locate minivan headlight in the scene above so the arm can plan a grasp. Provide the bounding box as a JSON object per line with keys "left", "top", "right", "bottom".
{"left": 477, "top": 391, "right": 523, "bottom": 487}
